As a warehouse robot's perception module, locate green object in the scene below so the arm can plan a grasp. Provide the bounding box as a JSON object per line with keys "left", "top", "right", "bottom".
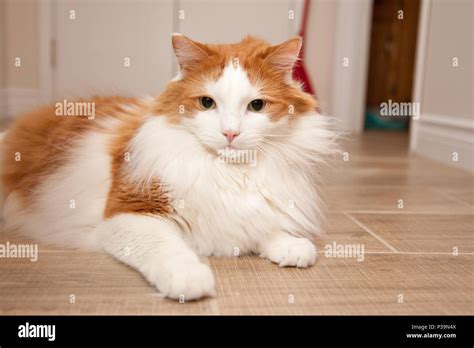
{"left": 364, "top": 110, "right": 406, "bottom": 130}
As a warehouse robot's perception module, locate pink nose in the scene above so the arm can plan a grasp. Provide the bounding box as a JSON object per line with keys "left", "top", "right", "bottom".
{"left": 222, "top": 130, "right": 240, "bottom": 143}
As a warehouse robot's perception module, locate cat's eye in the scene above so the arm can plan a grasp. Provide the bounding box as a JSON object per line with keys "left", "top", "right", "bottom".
{"left": 248, "top": 99, "right": 266, "bottom": 112}
{"left": 199, "top": 97, "right": 216, "bottom": 110}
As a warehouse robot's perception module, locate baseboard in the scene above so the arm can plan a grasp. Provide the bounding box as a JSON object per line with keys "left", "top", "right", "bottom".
{"left": 413, "top": 113, "right": 474, "bottom": 172}
{"left": 0, "top": 88, "right": 41, "bottom": 122}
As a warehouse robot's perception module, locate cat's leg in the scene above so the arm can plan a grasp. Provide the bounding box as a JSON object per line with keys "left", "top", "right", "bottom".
{"left": 258, "top": 231, "right": 317, "bottom": 268}
{"left": 96, "top": 213, "right": 215, "bottom": 300}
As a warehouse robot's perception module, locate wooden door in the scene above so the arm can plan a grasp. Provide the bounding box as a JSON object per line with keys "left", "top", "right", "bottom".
{"left": 366, "top": 0, "right": 420, "bottom": 107}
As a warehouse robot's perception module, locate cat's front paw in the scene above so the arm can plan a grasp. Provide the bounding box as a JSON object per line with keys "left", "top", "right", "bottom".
{"left": 260, "top": 234, "right": 316, "bottom": 268}
{"left": 147, "top": 257, "right": 216, "bottom": 301}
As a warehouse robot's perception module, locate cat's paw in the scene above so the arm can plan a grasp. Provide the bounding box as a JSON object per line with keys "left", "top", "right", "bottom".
{"left": 261, "top": 235, "right": 316, "bottom": 268}
{"left": 147, "top": 257, "right": 216, "bottom": 301}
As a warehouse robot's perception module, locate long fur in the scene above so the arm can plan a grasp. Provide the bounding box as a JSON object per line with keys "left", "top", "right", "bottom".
{"left": 1, "top": 35, "right": 338, "bottom": 300}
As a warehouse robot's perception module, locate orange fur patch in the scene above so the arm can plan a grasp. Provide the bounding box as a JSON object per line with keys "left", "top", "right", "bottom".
{"left": 2, "top": 36, "right": 319, "bottom": 219}
{"left": 3, "top": 96, "right": 138, "bottom": 199}
{"left": 104, "top": 177, "right": 172, "bottom": 218}
{"left": 155, "top": 36, "right": 318, "bottom": 121}
{"left": 104, "top": 113, "right": 172, "bottom": 218}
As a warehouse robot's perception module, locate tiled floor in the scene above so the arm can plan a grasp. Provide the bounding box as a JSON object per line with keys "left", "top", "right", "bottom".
{"left": 0, "top": 131, "right": 473, "bottom": 314}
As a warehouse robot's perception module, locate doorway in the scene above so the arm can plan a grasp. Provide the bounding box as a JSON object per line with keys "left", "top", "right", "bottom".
{"left": 364, "top": 0, "right": 421, "bottom": 131}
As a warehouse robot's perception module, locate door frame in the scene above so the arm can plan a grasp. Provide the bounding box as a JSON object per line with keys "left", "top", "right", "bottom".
{"left": 330, "top": 0, "right": 373, "bottom": 133}
{"left": 409, "top": 0, "right": 431, "bottom": 151}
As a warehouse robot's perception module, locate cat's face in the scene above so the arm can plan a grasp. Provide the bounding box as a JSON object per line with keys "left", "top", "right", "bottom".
{"left": 156, "top": 34, "right": 317, "bottom": 156}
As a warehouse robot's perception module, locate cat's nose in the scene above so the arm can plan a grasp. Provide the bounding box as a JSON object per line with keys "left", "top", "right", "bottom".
{"left": 222, "top": 130, "right": 240, "bottom": 143}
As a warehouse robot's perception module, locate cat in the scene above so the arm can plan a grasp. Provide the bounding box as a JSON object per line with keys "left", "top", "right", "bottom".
{"left": 1, "top": 34, "right": 338, "bottom": 301}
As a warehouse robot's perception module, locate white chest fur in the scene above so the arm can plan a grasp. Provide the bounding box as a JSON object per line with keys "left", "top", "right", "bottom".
{"left": 127, "top": 116, "right": 329, "bottom": 256}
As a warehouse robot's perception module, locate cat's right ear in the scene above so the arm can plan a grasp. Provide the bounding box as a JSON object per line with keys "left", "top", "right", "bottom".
{"left": 172, "top": 34, "right": 210, "bottom": 74}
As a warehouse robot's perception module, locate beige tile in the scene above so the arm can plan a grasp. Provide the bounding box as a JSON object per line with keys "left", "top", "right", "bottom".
{"left": 339, "top": 130, "right": 409, "bottom": 158}
{"left": 0, "top": 251, "right": 219, "bottom": 315}
{"left": 436, "top": 187, "right": 474, "bottom": 207}
{"left": 326, "top": 155, "right": 474, "bottom": 189}
{"left": 210, "top": 254, "right": 473, "bottom": 315}
{"left": 316, "top": 213, "right": 392, "bottom": 252}
{"left": 325, "top": 186, "right": 473, "bottom": 213}
{"left": 1, "top": 251, "right": 471, "bottom": 315}
{"left": 350, "top": 213, "right": 474, "bottom": 253}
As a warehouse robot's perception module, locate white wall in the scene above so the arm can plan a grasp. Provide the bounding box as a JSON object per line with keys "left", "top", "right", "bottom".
{"left": 4, "top": 0, "right": 39, "bottom": 89}
{"left": 0, "top": 0, "right": 41, "bottom": 124}
{"left": 1, "top": 0, "right": 370, "bottom": 134}
{"left": 176, "top": 0, "right": 292, "bottom": 43}
{"left": 422, "top": 0, "right": 472, "bottom": 120}
{"left": 410, "top": 0, "right": 473, "bottom": 172}
{"left": 53, "top": 0, "right": 175, "bottom": 99}
{"left": 305, "top": 0, "right": 337, "bottom": 116}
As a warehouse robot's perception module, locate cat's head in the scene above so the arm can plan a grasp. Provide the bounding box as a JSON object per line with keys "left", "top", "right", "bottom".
{"left": 155, "top": 34, "right": 318, "bottom": 156}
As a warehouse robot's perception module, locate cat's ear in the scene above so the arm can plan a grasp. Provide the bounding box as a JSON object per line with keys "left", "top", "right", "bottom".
{"left": 172, "top": 34, "right": 210, "bottom": 73}
{"left": 265, "top": 37, "right": 302, "bottom": 73}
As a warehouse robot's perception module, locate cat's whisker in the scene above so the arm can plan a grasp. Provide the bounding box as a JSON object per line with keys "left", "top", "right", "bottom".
{"left": 261, "top": 134, "right": 295, "bottom": 137}
{"left": 258, "top": 139, "right": 312, "bottom": 163}
{"left": 254, "top": 144, "right": 272, "bottom": 159}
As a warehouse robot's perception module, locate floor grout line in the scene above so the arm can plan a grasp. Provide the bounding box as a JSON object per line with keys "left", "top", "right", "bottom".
{"left": 344, "top": 213, "right": 400, "bottom": 253}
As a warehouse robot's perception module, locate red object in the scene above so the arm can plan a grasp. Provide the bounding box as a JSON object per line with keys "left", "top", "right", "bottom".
{"left": 292, "top": 0, "right": 315, "bottom": 97}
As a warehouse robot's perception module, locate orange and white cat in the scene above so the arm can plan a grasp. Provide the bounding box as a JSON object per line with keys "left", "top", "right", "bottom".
{"left": 1, "top": 35, "right": 337, "bottom": 300}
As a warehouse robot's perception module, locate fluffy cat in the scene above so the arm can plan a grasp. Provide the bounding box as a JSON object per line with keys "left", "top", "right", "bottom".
{"left": 1, "top": 34, "right": 337, "bottom": 300}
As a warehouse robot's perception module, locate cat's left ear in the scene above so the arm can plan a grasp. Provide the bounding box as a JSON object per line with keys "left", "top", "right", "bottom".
{"left": 172, "top": 33, "right": 210, "bottom": 74}
{"left": 266, "top": 37, "right": 302, "bottom": 73}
